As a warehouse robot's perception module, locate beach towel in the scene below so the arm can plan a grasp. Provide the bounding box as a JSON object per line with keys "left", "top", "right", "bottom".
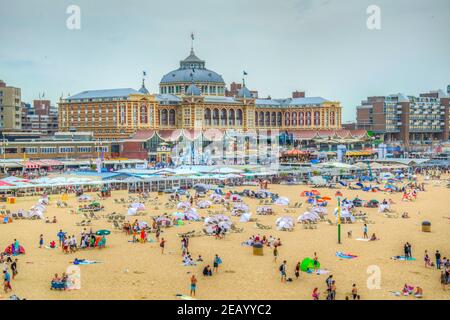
{"left": 355, "top": 238, "right": 371, "bottom": 242}
{"left": 391, "top": 256, "right": 416, "bottom": 261}
{"left": 73, "top": 259, "right": 101, "bottom": 265}
{"left": 306, "top": 269, "right": 330, "bottom": 275}
{"left": 44, "top": 245, "right": 58, "bottom": 249}
{"left": 176, "top": 294, "right": 196, "bottom": 300}
{"left": 336, "top": 252, "right": 358, "bottom": 259}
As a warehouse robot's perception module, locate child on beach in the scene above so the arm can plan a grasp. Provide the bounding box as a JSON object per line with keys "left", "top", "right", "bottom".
{"left": 312, "top": 288, "right": 319, "bottom": 300}
{"left": 160, "top": 238, "right": 166, "bottom": 254}
{"left": 39, "top": 234, "right": 44, "bottom": 248}
{"left": 363, "top": 224, "right": 368, "bottom": 239}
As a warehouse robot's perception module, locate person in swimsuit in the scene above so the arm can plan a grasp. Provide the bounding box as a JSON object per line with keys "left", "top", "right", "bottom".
{"left": 160, "top": 238, "right": 166, "bottom": 254}
{"left": 295, "top": 262, "right": 300, "bottom": 279}
{"left": 351, "top": 284, "right": 358, "bottom": 300}
{"left": 190, "top": 275, "right": 197, "bottom": 297}
{"left": 273, "top": 245, "right": 279, "bottom": 262}
{"left": 312, "top": 287, "right": 319, "bottom": 300}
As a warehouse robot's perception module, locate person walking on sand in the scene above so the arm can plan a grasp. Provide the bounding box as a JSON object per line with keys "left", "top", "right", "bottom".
{"left": 273, "top": 245, "right": 279, "bottom": 262}
{"left": 436, "top": 250, "right": 441, "bottom": 269}
{"left": 3, "top": 270, "right": 11, "bottom": 293}
{"left": 351, "top": 284, "right": 358, "bottom": 300}
{"left": 363, "top": 224, "right": 368, "bottom": 239}
{"left": 279, "top": 260, "right": 287, "bottom": 283}
{"left": 312, "top": 287, "right": 320, "bottom": 300}
{"left": 190, "top": 275, "right": 197, "bottom": 297}
{"left": 407, "top": 242, "right": 413, "bottom": 259}
{"left": 39, "top": 234, "right": 44, "bottom": 249}
{"left": 160, "top": 237, "right": 166, "bottom": 254}
{"left": 10, "top": 259, "right": 17, "bottom": 280}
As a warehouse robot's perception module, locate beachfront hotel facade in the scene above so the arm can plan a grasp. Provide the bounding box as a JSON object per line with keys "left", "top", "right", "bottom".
{"left": 58, "top": 46, "right": 343, "bottom": 140}
{"left": 356, "top": 90, "right": 450, "bottom": 149}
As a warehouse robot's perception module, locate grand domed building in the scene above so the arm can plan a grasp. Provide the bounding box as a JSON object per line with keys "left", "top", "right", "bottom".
{"left": 159, "top": 48, "right": 226, "bottom": 96}
{"left": 58, "top": 43, "right": 366, "bottom": 162}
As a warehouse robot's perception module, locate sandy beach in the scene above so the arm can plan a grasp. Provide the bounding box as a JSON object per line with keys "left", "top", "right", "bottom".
{"left": 1, "top": 175, "right": 449, "bottom": 300}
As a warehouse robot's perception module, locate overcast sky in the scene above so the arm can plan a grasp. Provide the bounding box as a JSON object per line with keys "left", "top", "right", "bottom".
{"left": 0, "top": 0, "right": 449, "bottom": 121}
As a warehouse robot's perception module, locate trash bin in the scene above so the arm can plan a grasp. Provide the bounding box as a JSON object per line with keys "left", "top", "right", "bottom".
{"left": 422, "top": 221, "right": 431, "bottom": 233}
{"left": 253, "top": 242, "right": 264, "bottom": 256}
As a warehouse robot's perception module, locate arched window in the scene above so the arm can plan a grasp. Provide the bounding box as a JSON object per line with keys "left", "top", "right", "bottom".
{"left": 292, "top": 112, "right": 297, "bottom": 126}
{"left": 204, "top": 108, "right": 211, "bottom": 126}
{"left": 259, "top": 112, "right": 264, "bottom": 127}
{"left": 237, "top": 109, "right": 243, "bottom": 126}
{"left": 229, "top": 109, "right": 235, "bottom": 126}
{"left": 213, "top": 109, "right": 219, "bottom": 125}
{"left": 265, "top": 112, "right": 270, "bottom": 127}
{"left": 220, "top": 109, "right": 227, "bottom": 126}
{"left": 140, "top": 104, "right": 147, "bottom": 124}
{"left": 255, "top": 111, "right": 258, "bottom": 127}
{"left": 285, "top": 112, "right": 290, "bottom": 126}
{"left": 299, "top": 112, "right": 304, "bottom": 126}
{"left": 120, "top": 105, "right": 126, "bottom": 124}
{"left": 169, "top": 109, "right": 176, "bottom": 126}
{"left": 271, "top": 112, "right": 276, "bottom": 126}
{"left": 306, "top": 111, "right": 312, "bottom": 126}
{"left": 277, "top": 112, "right": 282, "bottom": 127}
{"left": 314, "top": 111, "right": 320, "bottom": 126}
{"left": 330, "top": 111, "right": 335, "bottom": 125}
{"left": 161, "top": 109, "right": 168, "bottom": 126}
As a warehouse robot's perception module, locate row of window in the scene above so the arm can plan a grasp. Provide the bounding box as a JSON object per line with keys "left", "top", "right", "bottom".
{"left": 160, "top": 85, "right": 225, "bottom": 95}
{"left": 21, "top": 146, "right": 109, "bottom": 154}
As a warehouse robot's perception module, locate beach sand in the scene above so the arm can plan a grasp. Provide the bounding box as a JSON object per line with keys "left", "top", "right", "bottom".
{"left": 0, "top": 175, "right": 449, "bottom": 300}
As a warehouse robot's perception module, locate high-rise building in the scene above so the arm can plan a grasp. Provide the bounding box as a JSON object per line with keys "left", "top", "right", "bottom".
{"left": 0, "top": 80, "right": 22, "bottom": 131}
{"left": 356, "top": 89, "right": 450, "bottom": 146}
{"left": 22, "top": 99, "right": 59, "bottom": 135}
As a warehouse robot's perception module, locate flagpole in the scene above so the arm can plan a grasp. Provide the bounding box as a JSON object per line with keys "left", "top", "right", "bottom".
{"left": 337, "top": 196, "right": 341, "bottom": 244}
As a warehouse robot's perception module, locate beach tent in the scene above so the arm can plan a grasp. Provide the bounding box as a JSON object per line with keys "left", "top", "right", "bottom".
{"left": 127, "top": 207, "right": 138, "bottom": 216}
{"left": 203, "top": 214, "right": 233, "bottom": 234}
{"left": 209, "top": 193, "right": 224, "bottom": 203}
{"left": 156, "top": 216, "right": 173, "bottom": 227}
{"left": 177, "top": 202, "right": 191, "bottom": 210}
{"left": 310, "top": 206, "right": 327, "bottom": 218}
{"left": 4, "top": 244, "right": 25, "bottom": 255}
{"left": 184, "top": 208, "right": 200, "bottom": 221}
{"left": 78, "top": 195, "right": 92, "bottom": 202}
{"left": 300, "top": 257, "right": 320, "bottom": 272}
{"left": 378, "top": 203, "right": 390, "bottom": 213}
{"left": 239, "top": 212, "right": 252, "bottom": 222}
{"left": 197, "top": 200, "right": 212, "bottom": 209}
{"left": 130, "top": 203, "right": 145, "bottom": 211}
{"left": 274, "top": 197, "right": 290, "bottom": 206}
{"left": 297, "top": 212, "right": 319, "bottom": 223}
{"left": 276, "top": 216, "right": 294, "bottom": 231}
{"left": 256, "top": 206, "right": 274, "bottom": 215}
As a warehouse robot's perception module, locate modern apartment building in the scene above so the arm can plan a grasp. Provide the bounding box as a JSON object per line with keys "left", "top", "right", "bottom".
{"left": 21, "top": 99, "right": 59, "bottom": 135}
{"left": 356, "top": 89, "right": 450, "bottom": 147}
{"left": 0, "top": 80, "right": 22, "bottom": 131}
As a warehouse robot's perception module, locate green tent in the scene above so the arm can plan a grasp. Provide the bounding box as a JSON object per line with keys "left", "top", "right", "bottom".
{"left": 300, "top": 257, "right": 320, "bottom": 272}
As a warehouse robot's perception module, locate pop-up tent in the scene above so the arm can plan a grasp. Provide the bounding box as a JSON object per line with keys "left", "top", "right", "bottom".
{"left": 274, "top": 197, "right": 290, "bottom": 206}
{"left": 4, "top": 244, "right": 25, "bottom": 255}
{"left": 203, "top": 215, "right": 233, "bottom": 234}
{"left": 197, "top": 200, "right": 212, "bottom": 209}
{"left": 300, "top": 257, "right": 320, "bottom": 272}
{"left": 239, "top": 212, "right": 252, "bottom": 222}
{"left": 275, "top": 216, "right": 294, "bottom": 231}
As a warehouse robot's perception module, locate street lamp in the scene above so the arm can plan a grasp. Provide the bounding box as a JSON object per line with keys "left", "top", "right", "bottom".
{"left": 0, "top": 138, "right": 8, "bottom": 174}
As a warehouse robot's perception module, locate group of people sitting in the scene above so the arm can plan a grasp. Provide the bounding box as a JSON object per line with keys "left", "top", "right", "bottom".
{"left": 242, "top": 234, "right": 282, "bottom": 247}
{"left": 50, "top": 273, "right": 76, "bottom": 290}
